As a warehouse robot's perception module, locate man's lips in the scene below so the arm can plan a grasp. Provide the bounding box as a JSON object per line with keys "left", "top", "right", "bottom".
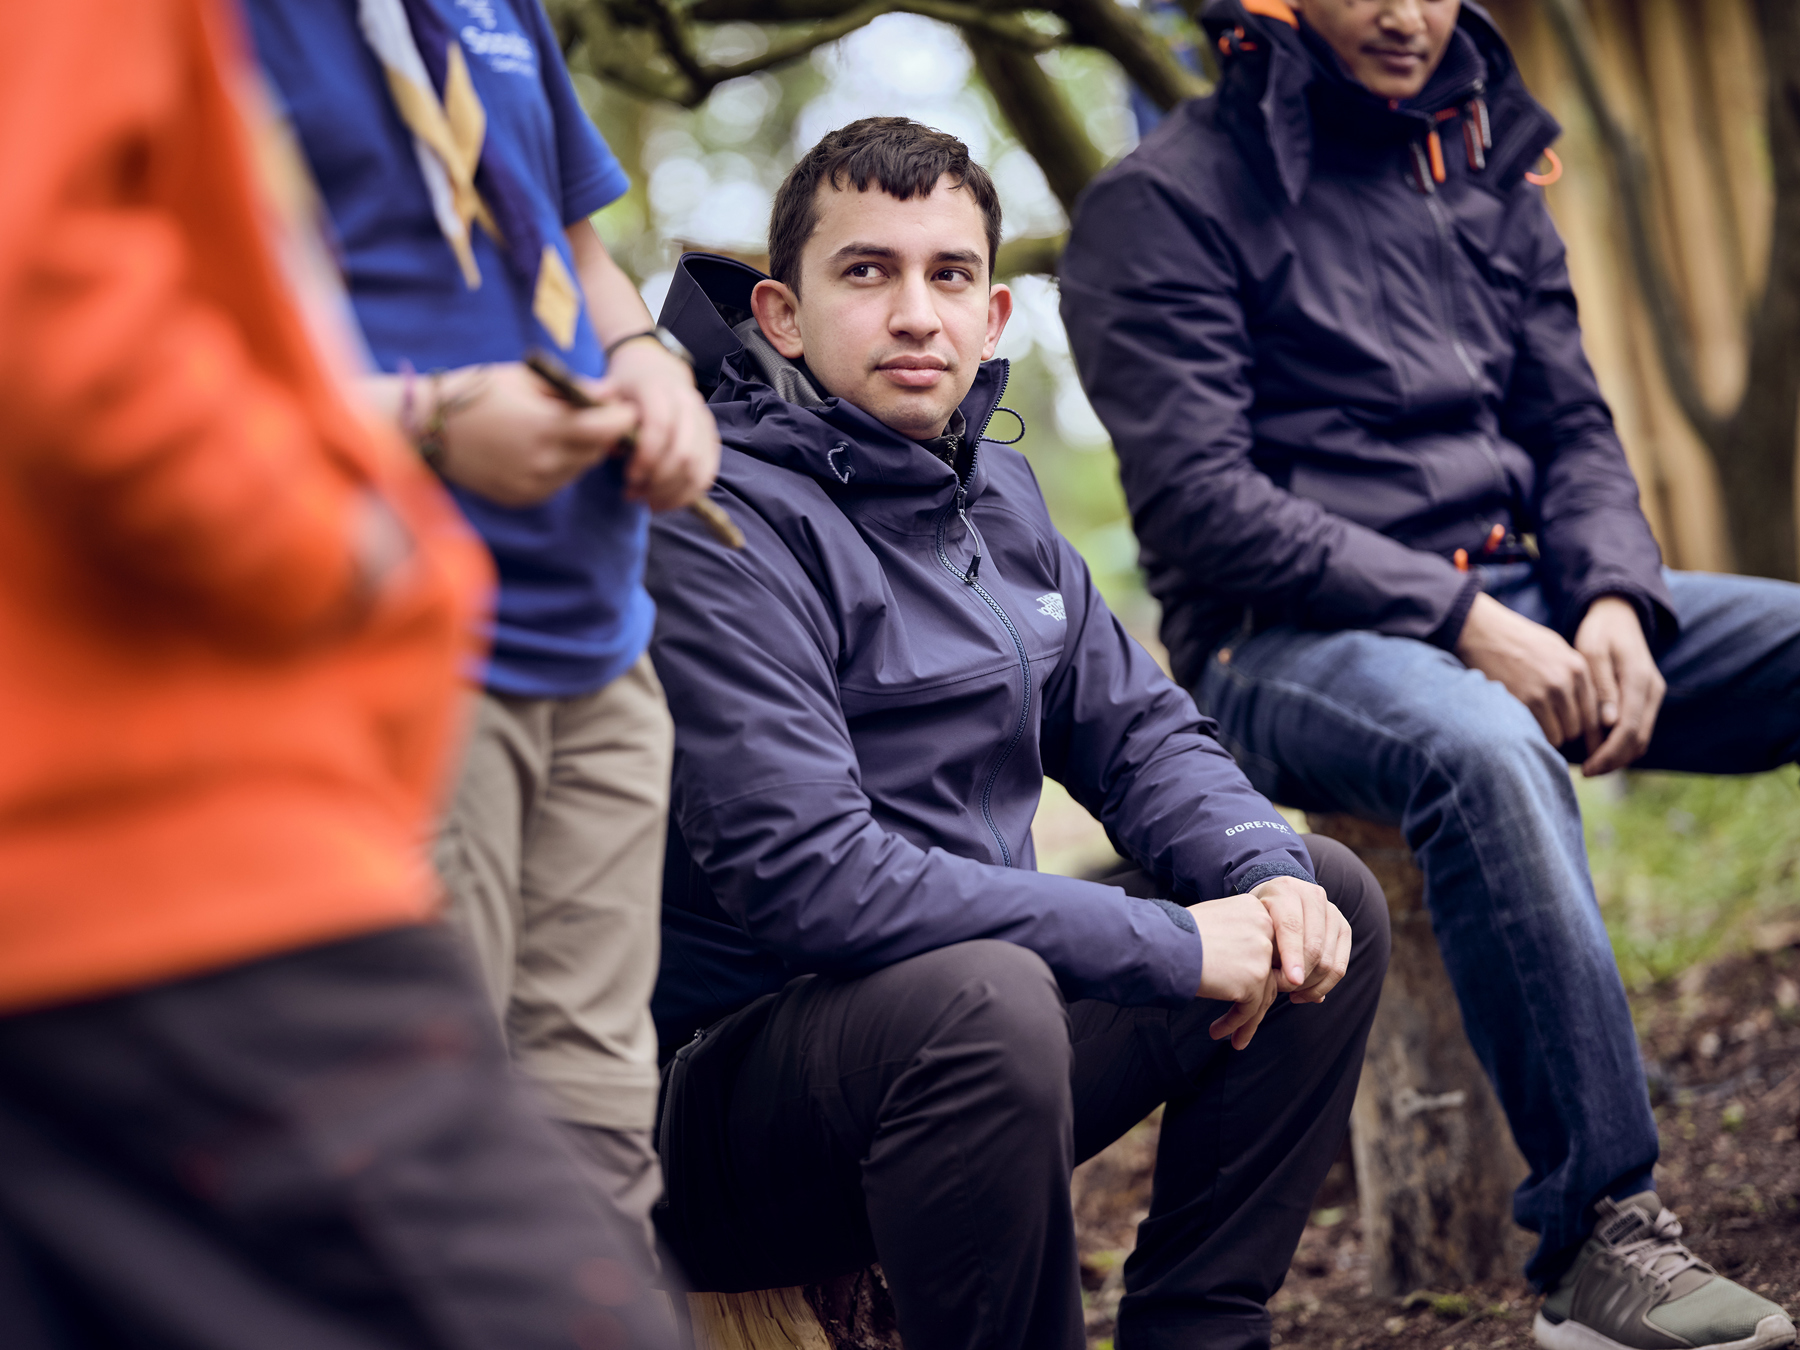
{"left": 1365, "top": 46, "right": 1426, "bottom": 73}
{"left": 877, "top": 355, "right": 950, "bottom": 389}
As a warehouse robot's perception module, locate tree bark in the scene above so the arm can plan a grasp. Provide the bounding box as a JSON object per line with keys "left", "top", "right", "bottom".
{"left": 1307, "top": 815, "right": 1532, "bottom": 1299}
{"left": 1540, "top": 0, "right": 1800, "bottom": 580}
{"left": 688, "top": 1269, "right": 903, "bottom": 1350}
{"left": 1720, "top": 0, "right": 1800, "bottom": 581}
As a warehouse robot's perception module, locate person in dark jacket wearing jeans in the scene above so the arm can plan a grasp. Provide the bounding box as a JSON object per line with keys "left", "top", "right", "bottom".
{"left": 644, "top": 117, "right": 1390, "bottom": 1350}
{"left": 1060, "top": 3, "right": 1800, "bottom": 1349}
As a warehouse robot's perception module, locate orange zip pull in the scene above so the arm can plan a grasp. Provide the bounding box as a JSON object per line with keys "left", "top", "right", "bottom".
{"left": 1427, "top": 129, "right": 1447, "bottom": 184}
{"left": 1454, "top": 548, "right": 1470, "bottom": 572}
{"left": 1483, "top": 524, "right": 1505, "bottom": 553}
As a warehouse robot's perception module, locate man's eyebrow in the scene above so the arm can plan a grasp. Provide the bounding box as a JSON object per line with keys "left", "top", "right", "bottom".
{"left": 826, "top": 242, "right": 901, "bottom": 266}
{"left": 823, "top": 243, "right": 987, "bottom": 270}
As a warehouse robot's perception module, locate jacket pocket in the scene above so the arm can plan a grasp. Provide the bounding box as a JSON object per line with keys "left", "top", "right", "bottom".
{"left": 653, "top": 991, "right": 781, "bottom": 1290}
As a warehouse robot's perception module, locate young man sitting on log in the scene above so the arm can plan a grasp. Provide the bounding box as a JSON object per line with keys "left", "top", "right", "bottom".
{"left": 642, "top": 116, "right": 1391, "bottom": 1350}
{"left": 1058, "top": 2, "right": 1800, "bottom": 1349}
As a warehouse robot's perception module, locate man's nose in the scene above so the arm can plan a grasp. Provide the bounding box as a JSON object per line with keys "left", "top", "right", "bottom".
{"left": 889, "top": 272, "right": 941, "bottom": 339}
{"left": 1376, "top": 0, "right": 1427, "bottom": 34}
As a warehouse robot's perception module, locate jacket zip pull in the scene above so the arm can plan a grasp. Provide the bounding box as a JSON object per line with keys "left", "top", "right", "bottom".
{"left": 954, "top": 484, "right": 983, "bottom": 584}
{"left": 1461, "top": 97, "right": 1490, "bottom": 171}
{"left": 1407, "top": 139, "right": 1437, "bottom": 194}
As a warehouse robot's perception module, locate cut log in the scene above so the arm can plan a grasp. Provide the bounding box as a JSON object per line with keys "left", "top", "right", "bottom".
{"left": 688, "top": 1268, "right": 902, "bottom": 1350}
{"left": 1307, "top": 814, "right": 1533, "bottom": 1298}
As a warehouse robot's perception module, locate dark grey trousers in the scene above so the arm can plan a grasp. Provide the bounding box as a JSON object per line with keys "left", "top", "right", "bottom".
{"left": 656, "top": 834, "right": 1390, "bottom": 1350}
{"left": 0, "top": 925, "right": 676, "bottom": 1350}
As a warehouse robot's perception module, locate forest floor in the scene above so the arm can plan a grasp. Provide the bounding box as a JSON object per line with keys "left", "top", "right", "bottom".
{"left": 1072, "top": 934, "right": 1800, "bottom": 1350}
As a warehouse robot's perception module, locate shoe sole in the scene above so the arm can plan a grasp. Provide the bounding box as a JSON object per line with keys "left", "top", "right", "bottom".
{"left": 1534, "top": 1311, "right": 1797, "bottom": 1350}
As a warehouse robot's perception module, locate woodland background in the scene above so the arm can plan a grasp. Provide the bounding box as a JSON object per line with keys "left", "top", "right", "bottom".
{"left": 550, "top": 0, "right": 1799, "bottom": 978}
{"left": 545, "top": 2, "right": 1799, "bottom": 1341}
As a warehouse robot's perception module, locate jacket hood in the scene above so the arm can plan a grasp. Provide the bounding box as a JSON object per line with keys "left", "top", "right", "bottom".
{"left": 658, "top": 250, "right": 1010, "bottom": 496}
{"left": 1199, "top": 0, "right": 1558, "bottom": 203}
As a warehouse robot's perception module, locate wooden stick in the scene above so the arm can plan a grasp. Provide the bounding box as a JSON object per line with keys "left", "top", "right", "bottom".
{"left": 525, "top": 349, "right": 745, "bottom": 550}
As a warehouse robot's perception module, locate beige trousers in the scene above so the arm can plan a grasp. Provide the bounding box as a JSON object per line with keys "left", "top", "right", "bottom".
{"left": 434, "top": 654, "right": 671, "bottom": 1133}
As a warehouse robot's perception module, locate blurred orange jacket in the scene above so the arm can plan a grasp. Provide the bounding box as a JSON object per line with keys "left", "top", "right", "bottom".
{"left": 0, "top": 0, "right": 493, "bottom": 1012}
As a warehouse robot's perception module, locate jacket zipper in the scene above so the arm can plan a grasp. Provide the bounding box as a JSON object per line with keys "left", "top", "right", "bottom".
{"left": 1422, "top": 191, "right": 1512, "bottom": 502}
{"left": 931, "top": 368, "right": 1030, "bottom": 869}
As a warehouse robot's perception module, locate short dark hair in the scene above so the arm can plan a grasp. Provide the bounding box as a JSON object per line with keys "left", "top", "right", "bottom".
{"left": 767, "top": 117, "right": 1003, "bottom": 292}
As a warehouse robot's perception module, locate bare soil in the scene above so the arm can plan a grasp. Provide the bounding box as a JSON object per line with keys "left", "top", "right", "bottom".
{"left": 1073, "top": 941, "right": 1800, "bottom": 1350}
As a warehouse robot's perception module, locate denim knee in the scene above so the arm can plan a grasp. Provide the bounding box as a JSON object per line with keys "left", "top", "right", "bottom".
{"left": 1412, "top": 687, "right": 1574, "bottom": 814}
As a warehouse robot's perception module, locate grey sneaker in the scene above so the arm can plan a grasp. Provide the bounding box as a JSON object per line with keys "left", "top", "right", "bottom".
{"left": 1534, "top": 1193, "right": 1795, "bottom": 1350}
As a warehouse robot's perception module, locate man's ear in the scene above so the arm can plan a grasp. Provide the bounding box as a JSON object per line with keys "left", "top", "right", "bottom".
{"left": 981, "top": 281, "right": 1014, "bottom": 362}
{"left": 751, "top": 279, "right": 805, "bottom": 360}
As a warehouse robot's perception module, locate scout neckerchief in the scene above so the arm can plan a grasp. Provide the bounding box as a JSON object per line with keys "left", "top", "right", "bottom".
{"left": 356, "top": 0, "right": 582, "bottom": 347}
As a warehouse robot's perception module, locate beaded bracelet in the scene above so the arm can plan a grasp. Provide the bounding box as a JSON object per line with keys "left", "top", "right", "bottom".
{"left": 412, "top": 367, "right": 489, "bottom": 469}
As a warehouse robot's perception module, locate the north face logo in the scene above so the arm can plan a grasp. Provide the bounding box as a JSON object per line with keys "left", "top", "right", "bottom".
{"left": 1036, "top": 592, "right": 1066, "bottom": 622}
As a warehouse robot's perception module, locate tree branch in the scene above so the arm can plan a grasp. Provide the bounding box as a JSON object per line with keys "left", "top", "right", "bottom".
{"left": 638, "top": 0, "right": 712, "bottom": 89}
{"left": 567, "top": 0, "right": 1058, "bottom": 105}
{"left": 1537, "top": 0, "right": 1728, "bottom": 451}
{"left": 996, "top": 232, "right": 1065, "bottom": 278}
{"left": 1048, "top": 0, "right": 1205, "bottom": 112}
{"left": 965, "top": 35, "right": 1107, "bottom": 214}
{"left": 684, "top": 0, "right": 1035, "bottom": 22}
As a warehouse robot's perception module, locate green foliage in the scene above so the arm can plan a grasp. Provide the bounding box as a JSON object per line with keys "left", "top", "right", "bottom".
{"left": 1577, "top": 765, "right": 1800, "bottom": 990}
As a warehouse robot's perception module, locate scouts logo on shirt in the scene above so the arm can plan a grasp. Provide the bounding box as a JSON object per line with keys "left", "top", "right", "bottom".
{"left": 457, "top": 0, "right": 537, "bottom": 78}
{"left": 1036, "top": 592, "right": 1066, "bottom": 622}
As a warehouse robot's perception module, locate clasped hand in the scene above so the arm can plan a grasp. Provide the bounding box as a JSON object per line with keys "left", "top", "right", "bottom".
{"left": 1454, "top": 592, "right": 1665, "bottom": 776}
{"left": 1186, "top": 875, "right": 1352, "bottom": 1051}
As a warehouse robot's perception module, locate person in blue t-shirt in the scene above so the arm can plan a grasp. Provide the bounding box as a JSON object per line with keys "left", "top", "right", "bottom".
{"left": 244, "top": 0, "right": 721, "bottom": 1262}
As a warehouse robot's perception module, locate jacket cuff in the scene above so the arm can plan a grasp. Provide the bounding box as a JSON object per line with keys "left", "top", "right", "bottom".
{"left": 1426, "top": 574, "right": 1483, "bottom": 650}
{"left": 1147, "top": 896, "right": 1198, "bottom": 934}
{"left": 1562, "top": 584, "right": 1678, "bottom": 649}
{"left": 1232, "top": 858, "right": 1314, "bottom": 893}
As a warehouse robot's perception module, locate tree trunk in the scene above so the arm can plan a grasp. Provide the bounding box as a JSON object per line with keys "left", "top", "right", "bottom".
{"left": 1307, "top": 815, "right": 1532, "bottom": 1298}
{"left": 1719, "top": 0, "right": 1800, "bottom": 582}
{"left": 688, "top": 1268, "right": 903, "bottom": 1350}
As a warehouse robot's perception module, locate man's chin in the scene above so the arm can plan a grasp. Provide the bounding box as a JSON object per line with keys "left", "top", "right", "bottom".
{"left": 864, "top": 390, "right": 959, "bottom": 442}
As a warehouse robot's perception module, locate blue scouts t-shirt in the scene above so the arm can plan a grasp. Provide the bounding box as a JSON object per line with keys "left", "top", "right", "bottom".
{"left": 245, "top": 0, "right": 650, "bottom": 699}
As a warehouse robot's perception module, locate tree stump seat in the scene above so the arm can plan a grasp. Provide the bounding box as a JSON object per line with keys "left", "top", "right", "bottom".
{"left": 686, "top": 1268, "right": 902, "bottom": 1350}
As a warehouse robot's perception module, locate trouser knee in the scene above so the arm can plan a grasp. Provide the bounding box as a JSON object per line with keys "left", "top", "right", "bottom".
{"left": 886, "top": 940, "right": 1073, "bottom": 1114}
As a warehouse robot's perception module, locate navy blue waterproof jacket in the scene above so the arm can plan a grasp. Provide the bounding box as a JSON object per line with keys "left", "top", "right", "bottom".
{"left": 1060, "top": 0, "right": 1675, "bottom": 688}
{"left": 646, "top": 254, "right": 1314, "bottom": 1045}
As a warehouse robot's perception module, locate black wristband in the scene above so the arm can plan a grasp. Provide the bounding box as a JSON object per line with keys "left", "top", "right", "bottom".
{"left": 603, "top": 328, "right": 659, "bottom": 359}
{"left": 602, "top": 325, "right": 695, "bottom": 367}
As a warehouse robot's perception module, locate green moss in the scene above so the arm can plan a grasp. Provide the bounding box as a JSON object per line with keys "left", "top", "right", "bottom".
{"left": 1577, "top": 766, "right": 1800, "bottom": 990}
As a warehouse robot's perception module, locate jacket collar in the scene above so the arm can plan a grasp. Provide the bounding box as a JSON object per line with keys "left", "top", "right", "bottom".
{"left": 658, "top": 250, "right": 1009, "bottom": 499}
{"left": 1200, "top": 0, "right": 1559, "bottom": 202}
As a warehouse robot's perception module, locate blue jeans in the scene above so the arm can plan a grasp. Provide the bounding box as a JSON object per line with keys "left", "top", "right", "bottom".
{"left": 1194, "top": 568, "right": 1800, "bottom": 1285}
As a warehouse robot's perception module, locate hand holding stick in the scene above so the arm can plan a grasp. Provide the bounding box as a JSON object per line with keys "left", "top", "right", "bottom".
{"left": 526, "top": 350, "right": 744, "bottom": 550}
